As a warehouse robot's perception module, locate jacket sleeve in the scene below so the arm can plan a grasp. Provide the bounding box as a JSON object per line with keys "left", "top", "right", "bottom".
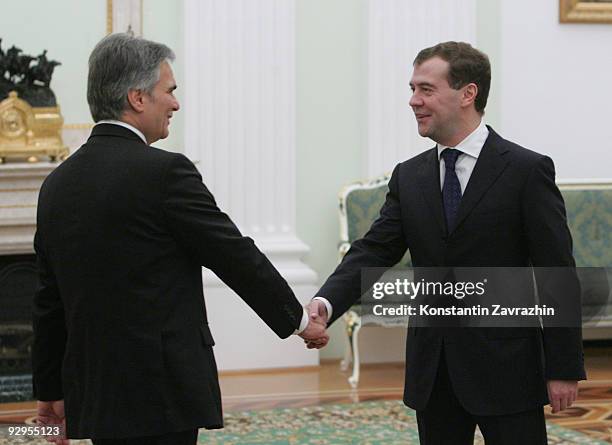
{"left": 315, "top": 164, "right": 409, "bottom": 324}
{"left": 161, "top": 153, "right": 303, "bottom": 338}
{"left": 521, "top": 155, "right": 586, "bottom": 381}
{"left": 32, "top": 230, "right": 67, "bottom": 401}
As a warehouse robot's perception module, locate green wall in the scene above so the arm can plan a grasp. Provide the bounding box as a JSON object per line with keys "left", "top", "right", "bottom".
{"left": 296, "top": 0, "right": 368, "bottom": 359}
{"left": 142, "top": 0, "right": 184, "bottom": 153}
{"left": 476, "top": 0, "right": 502, "bottom": 129}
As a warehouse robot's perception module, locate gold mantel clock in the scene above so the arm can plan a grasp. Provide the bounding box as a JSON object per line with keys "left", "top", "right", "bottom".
{"left": 0, "top": 91, "right": 68, "bottom": 163}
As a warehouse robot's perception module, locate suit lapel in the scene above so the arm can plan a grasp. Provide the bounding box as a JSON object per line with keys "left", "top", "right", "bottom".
{"left": 416, "top": 148, "right": 446, "bottom": 236}
{"left": 452, "top": 128, "right": 509, "bottom": 233}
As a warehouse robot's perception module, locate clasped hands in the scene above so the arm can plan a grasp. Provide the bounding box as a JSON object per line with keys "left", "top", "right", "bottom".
{"left": 298, "top": 299, "right": 330, "bottom": 349}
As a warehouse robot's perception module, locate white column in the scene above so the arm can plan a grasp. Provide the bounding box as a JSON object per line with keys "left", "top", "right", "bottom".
{"left": 184, "top": 0, "right": 318, "bottom": 370}
{"left": 367, "top": 0, "right": 477, "bottom": 177}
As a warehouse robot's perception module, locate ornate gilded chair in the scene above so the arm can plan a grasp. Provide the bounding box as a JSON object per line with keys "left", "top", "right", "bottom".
{"left": 337, "top": 173, "right": 411, "bottom": 387}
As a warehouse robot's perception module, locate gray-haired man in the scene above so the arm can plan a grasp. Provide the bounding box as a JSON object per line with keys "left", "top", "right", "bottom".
{"left": 32, "top": 33, "right": 328, "bottom": 445}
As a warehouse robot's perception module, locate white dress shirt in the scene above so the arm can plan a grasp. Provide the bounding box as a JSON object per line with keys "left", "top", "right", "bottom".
{"left": 96, "top": 121, "right": 311, "bottom": 334}
{"left": 96, "top": 120, "right": 148, "bottom": 145}
{"left": 314, "top": 121, "right": 489, "bottom": 323}
{"left": 437, "top": 119, "right": 489, "bottom": 193}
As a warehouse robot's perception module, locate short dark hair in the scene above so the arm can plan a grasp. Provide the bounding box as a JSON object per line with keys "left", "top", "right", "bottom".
{"left": 87, "top": 33, "right": 175, "bottom": 122}
{"left": 414, "top": 41, "right": 490, "bottom": 114}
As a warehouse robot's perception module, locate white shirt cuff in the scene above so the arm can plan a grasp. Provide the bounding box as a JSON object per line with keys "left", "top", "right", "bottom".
{"left": 312, "top": 297, "right": 333, "bottom": 320}
{"left": 294, "top": 308, "right": 309, "bottom": 335}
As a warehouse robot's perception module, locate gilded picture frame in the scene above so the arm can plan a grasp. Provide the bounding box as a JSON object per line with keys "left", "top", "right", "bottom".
{"left": 560, "top": 0, "right": 612, "bottom": 23}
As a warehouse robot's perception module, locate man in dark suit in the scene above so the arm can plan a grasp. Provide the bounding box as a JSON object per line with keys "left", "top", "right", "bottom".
{"left": 32, "top": 33, "right": 328, "bottom": 445}
{"left": 307, "top": 42, "right": 585, "bottom": 444}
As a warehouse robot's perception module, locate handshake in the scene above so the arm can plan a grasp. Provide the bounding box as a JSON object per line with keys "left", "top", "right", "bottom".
{"left": 298, "top": 299, "right": 330, "bottom": 349}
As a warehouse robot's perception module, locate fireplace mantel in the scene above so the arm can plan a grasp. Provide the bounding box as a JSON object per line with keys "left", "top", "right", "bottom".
{"left": 0, "top": 162, "right": 59, "bottom": 255}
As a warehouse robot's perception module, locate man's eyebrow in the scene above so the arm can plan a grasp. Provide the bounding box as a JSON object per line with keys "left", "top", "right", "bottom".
{"left": 412, "top": 81, "right": 435, "bottom": 88}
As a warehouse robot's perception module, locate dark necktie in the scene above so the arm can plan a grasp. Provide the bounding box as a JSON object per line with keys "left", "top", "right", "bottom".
{"left": 441, "top": 148, "right": 462, "bottom": 232}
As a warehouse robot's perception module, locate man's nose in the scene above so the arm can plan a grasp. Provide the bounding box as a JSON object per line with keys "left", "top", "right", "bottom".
{"left": 173, "top": 99, "right": 180, "bottom": 111}
{"left": 409, "top": 93, "right": 422, "bottom": 107}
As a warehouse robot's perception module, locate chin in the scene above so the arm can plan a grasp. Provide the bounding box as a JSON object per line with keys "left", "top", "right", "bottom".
{"left": 417, "top": 127, "right": 430, "bottom": 138}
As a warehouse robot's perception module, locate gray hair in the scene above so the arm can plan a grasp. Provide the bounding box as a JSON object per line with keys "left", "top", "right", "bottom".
{"left": 87, "top": 33, "right": 175, "bottom": 122}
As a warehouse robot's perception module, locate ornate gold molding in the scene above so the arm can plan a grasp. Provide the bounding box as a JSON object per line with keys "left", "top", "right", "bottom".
{"left": 558, "top": 181, "right": 612, "bottom": 190}
{"left": 0, "top": 189, "right": 39, "bottom": 193}
{"left": 0, "top": 204, "right": 36, "bottom": 209}
{"left": 560, "top": 0, "right": 612, "bottom": 23}
{"left": 107, "top": 0, "right": 113, "bottom": 34}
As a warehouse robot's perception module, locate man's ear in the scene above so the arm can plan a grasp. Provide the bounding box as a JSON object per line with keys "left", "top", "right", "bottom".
{"left": 126, "top": 89, "right": 145, "bottom": 113}
{"left": 462, "top": 83, "right": 478, "bottom": 109}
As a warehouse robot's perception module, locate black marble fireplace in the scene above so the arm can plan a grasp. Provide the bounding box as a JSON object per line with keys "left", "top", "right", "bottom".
{"left": 0, "top": 254, "right": 37, "bottom": 402}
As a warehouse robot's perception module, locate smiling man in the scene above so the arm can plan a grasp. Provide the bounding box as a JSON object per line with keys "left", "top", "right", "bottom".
{"left": 309, "top": 41, "right": 585, "bottom": 444}
{"left": 32, "top": 33, "right": 328, "bottom": 445}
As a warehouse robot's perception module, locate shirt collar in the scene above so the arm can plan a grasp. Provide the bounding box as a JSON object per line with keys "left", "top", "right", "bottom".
{"left": 437, "top": 119, "right": 489, "bottom": 160}
{"left": 96, "top": 120, "right": 148, "bottom": 145}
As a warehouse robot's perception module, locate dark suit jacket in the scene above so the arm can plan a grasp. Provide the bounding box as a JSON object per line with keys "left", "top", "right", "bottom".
{"left": 316, "top": 127, "right": 586, "bottom": 415}
{"left": 32, "top": 124, "right": 304, "bottom": 439}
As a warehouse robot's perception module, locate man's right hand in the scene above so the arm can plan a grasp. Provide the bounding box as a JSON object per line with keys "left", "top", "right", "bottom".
{"left": 302, "top": 299, "right": 330, "bottom": 349}
{"left": 298, "top": 301, "right": 329, "bottom": 349}
{"left": 307, "top": 299, "right": 329, "bottom": 325}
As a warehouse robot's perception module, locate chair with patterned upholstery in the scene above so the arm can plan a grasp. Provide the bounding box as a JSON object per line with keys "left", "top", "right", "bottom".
{"left": 337, "top": 178, "right": 612, "bottom": 387}
{"left": 337, "top": 173, "right": 411, "bottom": 388}
{"left": 559, "top": 182, "right": 612, "bottom": 330}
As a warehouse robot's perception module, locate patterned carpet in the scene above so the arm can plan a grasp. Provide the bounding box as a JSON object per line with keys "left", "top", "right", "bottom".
{"left": 545, "top": 384, "right": 612, "bottom": 442}
{"left": 200, "top": 401, "right": 610, "bottom": 444}
{"left": 0, "top": 400, "right": 609, "bottom": 444}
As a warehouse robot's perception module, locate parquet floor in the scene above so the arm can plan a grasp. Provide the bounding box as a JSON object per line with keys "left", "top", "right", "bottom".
{"left": 1, "top": 344, "right": 610, "bottom": 442}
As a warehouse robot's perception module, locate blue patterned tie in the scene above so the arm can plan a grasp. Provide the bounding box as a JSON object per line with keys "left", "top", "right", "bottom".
{"left": 441, "top": 149, "right": 462, "bottom": 232}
